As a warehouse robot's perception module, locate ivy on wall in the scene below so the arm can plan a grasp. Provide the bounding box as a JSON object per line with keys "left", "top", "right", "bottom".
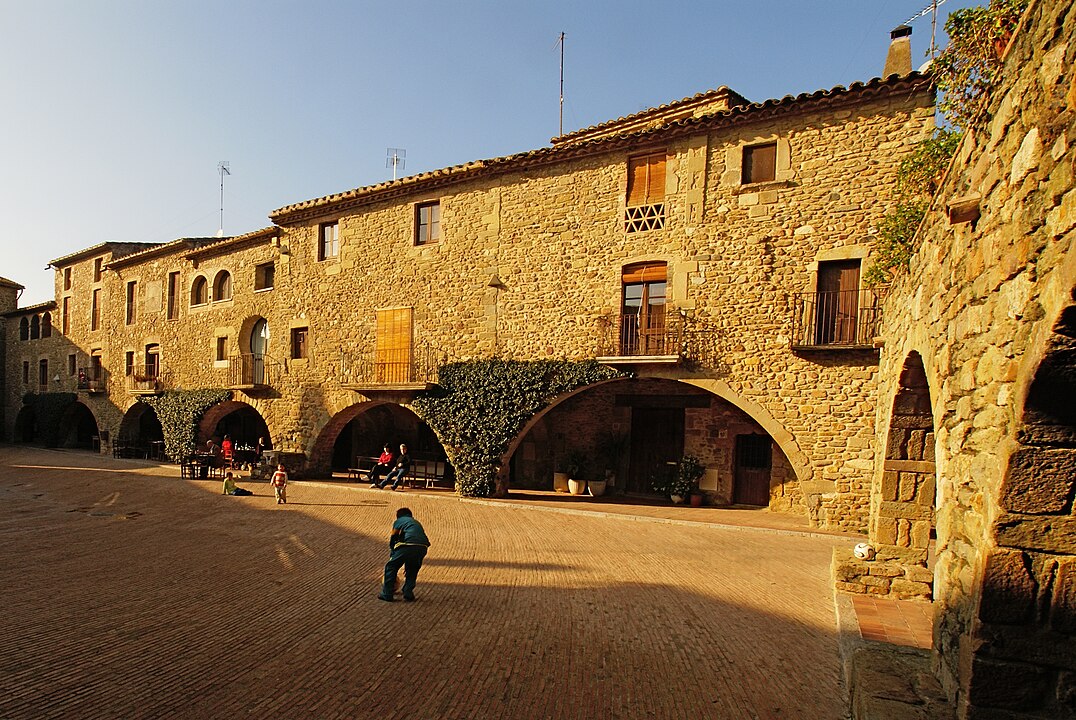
{"left": 22, "top": 392, "right": 77, "bottom": 447}
{"left": 141, "top": 389, "right": 231, "bottom": 461}
{"left": 412, "top": 359, "right": 624, "bottom": 497}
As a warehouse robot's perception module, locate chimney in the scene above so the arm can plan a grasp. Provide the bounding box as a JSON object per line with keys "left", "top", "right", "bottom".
{"left": 883, "top": 25, "right": 913, "bottom": 77}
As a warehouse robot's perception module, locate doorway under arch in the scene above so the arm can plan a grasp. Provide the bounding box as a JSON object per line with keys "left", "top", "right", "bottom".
{"left": 13, "top": 405, "right": 37, "bottom": 444}
{"left": 57, "top": 402, "right": 100, "bottom": 450}
{"left": 197, "top": 400, "right": 270, "bottom": 452}
{"left": 511, "top": 377, "right": 798, "bottom": 509}
{"left": 118, "top": 402, "right": 165, "bottom": 455}
{"left": 311, "top": 401, "right": 447, "bottom": 477}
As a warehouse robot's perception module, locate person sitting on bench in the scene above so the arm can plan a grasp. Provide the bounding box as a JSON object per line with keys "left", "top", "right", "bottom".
{"left": 367, "top": 444, "right": 396, "bottom": 487}
{"left": 375, "top": 444, "right": 411, "bottom": 490}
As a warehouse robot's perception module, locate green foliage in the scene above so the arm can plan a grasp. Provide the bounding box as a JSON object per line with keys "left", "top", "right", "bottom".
{"left": 933, "top": 0, "right": 1028, "bottom": 131}
{"left": 865, "top": 199, "right": 929, "bottom": 285}
{"left": 896, "top": 128, "right": 962, "bottom": 198}
{"left": 651, "top": 455, "right": 705, "bottom": 498}
{"left": 412, "top": 359, "right": 623, "bottom": 497}
{"left": 22, "top": 393, "right": 78, "bottom": 447}
{"left": 141, "top": 389, "right": 231, "bottom": 462}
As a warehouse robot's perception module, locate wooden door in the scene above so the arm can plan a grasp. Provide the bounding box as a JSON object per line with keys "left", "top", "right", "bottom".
{"left": 376, "top": 307, "right": 413, "bottom": 383}
{"left": 815, "top": 260, "right": 860, "bottom": 344}
{"left": 733, "top": 434, "right": 772, "bottom": 506}
{"left": 627, "top": 407, "right": 684, "bottom": 494}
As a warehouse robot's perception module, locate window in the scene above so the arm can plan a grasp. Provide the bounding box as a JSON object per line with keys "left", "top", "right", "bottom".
{"left": 125, "top": 281, "right": 137, "bottom": 325}
{"left": 254, "top": 262, "right": 275, "bottom": 291}
{"left": 63, "top": 267, "right": 72, "bottom": 290}
{"left": 620, "top": 262, "right": 668, "bottom": 355}
{"left": 216, "top": 336, "right": 228, "bottom": 362}
{"left": 742, "top": 142, "right": 777, "bottom": 184}
{"left": 22, "top": 361, "right": 29, "bottom": 384}
{"left": 318, "top": 222, "right": 339, "bottom": 261}
{"left": 167, "top": 272, "right": 180, "bottom": 319}
{"left": 213, "top": 270, "right": 232, "bottom": 302}
{"left": 93, "top": 258, "right": 103, "bottom": 282}
{"left": 39, "top": 359, "right": 48, "bottom": 388}
{"left": 190, "top": 276, "right": 208, "bottom": 306}
{"left": 415, "top": 201, "right": 441, "bottom": 245}
{"left": 91, "top": 289, "right": 101, "bottom": 331}
{"left": 30, "top": 315, "right": 40, "bottom": 340}
{"left": 125, "top": 351, "right": 135, "bottom": 377}
{"left": 68, "top": 354, "right": 76, "bottom": 376}
{"left": 19, "top": 317, "right": 29, "bottom": 341}
{"left": 41, "top": 312, "right": 51, "bottom": 338}
{"left": 290, "top": 327, "right": 309, "bottom": 360}
{"left": 62, "top": 297, "right": 70, "bottom": 334}
{"left": 376, "top": 308, "right": 412, "bottom": 383}
{"left": 625, "top": 151, "right": 666, "bottom": 232}
{"left": 145, "top": 344, "right": 160, "bottom": 378}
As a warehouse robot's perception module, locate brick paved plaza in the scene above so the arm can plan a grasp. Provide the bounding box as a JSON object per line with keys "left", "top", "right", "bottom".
{"left": 0, "top": 447, "right": 851, "bottom": 719}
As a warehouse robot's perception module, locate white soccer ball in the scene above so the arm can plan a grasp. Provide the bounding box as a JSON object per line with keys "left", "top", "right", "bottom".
{"left": 853, "top": 542, "right": 876, "bottom": 561}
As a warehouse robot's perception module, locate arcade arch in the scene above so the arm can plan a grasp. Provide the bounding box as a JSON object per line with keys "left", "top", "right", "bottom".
{"left": 197, "top": 400, "right": 270, "bottom": 450}
{"left": 311, "top": 401, "right": 446, "bottom": 477}
{"left": 57, "top": 401, "right": 100, "bottom": 450}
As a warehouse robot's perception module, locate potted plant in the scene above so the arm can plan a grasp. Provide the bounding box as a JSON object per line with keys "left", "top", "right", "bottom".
{"left": 565, "top": 450, "right": 588, "bottom": 495}
{"left": 659, "top": 455, "right": 705, "bottom": 504}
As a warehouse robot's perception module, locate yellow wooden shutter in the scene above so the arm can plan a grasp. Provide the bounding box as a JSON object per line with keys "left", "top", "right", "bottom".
{"left": 376, "top": 308, "right": 413, "bottom": 383}
{"left": 646, "top": 154, "right": 666, "bottom": 204}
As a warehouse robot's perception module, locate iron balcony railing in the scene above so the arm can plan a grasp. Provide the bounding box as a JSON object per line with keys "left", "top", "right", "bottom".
{"left": 790, "top": 289, "right": 880, "bottom": 349}
{"left": 339, "top": 343, "right": 441, "bottom": 387}
{"left": 77, "top": 366, "right": 108, "bottom": 393}
{"left": 597, "top": 313, "right": 684, "bottom": 358}
{"left": 229, "top": 353, "right": 282, "bottom": 388}
{"left": 126, "top": 364, "right": 171, "bottom": 394}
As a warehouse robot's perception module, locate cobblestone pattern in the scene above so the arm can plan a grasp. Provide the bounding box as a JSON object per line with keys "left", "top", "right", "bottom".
{"left": 0, "top": 446, "right": 848, "bottom": 719}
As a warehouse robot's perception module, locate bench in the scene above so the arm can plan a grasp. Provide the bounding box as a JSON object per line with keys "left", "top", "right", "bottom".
{"left": 348, "top": 456, "right": 380, "bottom": 481}
{"left": 351, "top": 456, "right": 451, "bottom": 489}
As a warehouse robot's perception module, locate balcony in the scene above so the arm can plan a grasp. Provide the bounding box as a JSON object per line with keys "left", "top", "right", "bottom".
{"left": 790, "top": 289, "right": 880, "bottom": 350}
{"left": 340, "top": 343, "right": 441, "bottom": 394}
{"left": 228, "top": 354, "right": 282, "bottom": 391}
{"left": 77, "top": 367, "right": 108, "bottom": 394}
{"left": 126, "top": 364, "right": 170, "bottom": 395}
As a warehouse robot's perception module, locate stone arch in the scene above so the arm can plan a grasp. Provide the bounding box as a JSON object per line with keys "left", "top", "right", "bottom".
{"left": 309, "top": 400, "right": 446, "bottom": 477}
{"left": 965, "top": 290, "right": 1076, "bottom": 717}
{"left": 56, "top": 401, "right": 100, "bottom": 450}
{"left": 505, "top": 375, "right": 808, "bottom": 513}
{"left": 190, "top": 275, "right": 208, "bottom": 306}
{"left": 118, "top": 401, "right": 164, "bottom": 452}
{"left": 212, "top": 270, "right": 232, "bottom": 302}
{"left": 196, "top": 399, "right": 270, "bottom": 449}
{"left": 29, "top": 314, "right": 40, "bottom": 339}
{"left": 871, "top": 351, "right": 937, "bottom": 571}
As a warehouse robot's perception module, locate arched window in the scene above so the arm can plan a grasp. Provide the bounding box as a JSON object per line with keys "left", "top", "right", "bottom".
{"left": 30, "top": 315, "right": 40, "bottom": 340}
{"left": 190, "top": 276, "right": 208, "bottom": 306}
{"left": 213, "top": 270, "right": 232, "bottom": 302}
{"left": 19, "top": 317, "right": 29, "bottom": 341}
{"left": 41, "top": 312, "right": 52, "bottom": 338}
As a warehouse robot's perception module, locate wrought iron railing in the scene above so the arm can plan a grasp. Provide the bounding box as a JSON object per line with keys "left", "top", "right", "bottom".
{"left": 77, "top": 366, "right": 108, "bottom": 393}
{"left": 597, "top": 313, "right": 683, "bottom": 358}
{"left": 229, "top": 354, "right": 282, "bottom": 387}
{"left": 339, "top": 343, "right": 441, "bottom": 386}
{"left": 126, "top": 364, "right": 171, "bottom": 394}
{"left": 790, "top": 289, "right": 880, "bottom": 348}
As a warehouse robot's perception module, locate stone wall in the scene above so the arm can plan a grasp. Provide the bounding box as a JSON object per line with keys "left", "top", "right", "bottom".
{"left": 868, "top": 1, "right": 1076, "bottom": 715}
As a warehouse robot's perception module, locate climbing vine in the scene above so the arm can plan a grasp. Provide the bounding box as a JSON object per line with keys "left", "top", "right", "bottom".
{"left": 141, "top": 389, "right": 231, "bottom": 462}
{"left": 412, "top": 359, "right": 624, "bottom": 497}
{"left": 22, "top": 392, "right": 78, "bottom": 447}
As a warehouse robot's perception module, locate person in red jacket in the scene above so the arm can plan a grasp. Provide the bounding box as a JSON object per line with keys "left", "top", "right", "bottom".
{"left": 367, "top": 444, "right": 396, "bottom": 487}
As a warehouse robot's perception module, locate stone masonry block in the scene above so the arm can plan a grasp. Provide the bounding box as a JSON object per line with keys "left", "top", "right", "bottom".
{"left": 890, "top": 579, "right": 932, "bottom": 600}
{"left": 875, "top": 517, "right": 899, "bottom": 545}
{"left": 1001, "top": 447, "right": 1076, "bottom": 514}
{"left": 878, "top": 501, "right": 933, "bottom": 521}
{"left": 898, "top": 472, "right": 920, "bottom": 503}
{"left": 905, "top": 565, "right": 934, "bottom": 584}
{"left": 995, "top": 514, "right": 1076, "bottom": 554}
{"left": 881, "top": 470, "right": 899, "bottom": 502}
{"left": 979, "top": 548, "right": 1036, "bottom": 625}
{"left": 910, "top": 520, "right": 932, "bottom": 549}
{"left": 967, "top": 657, "right": 1052, "bottom": 711}
{"left": 1052, "top": 557, "right": 1076, "bottom": 635}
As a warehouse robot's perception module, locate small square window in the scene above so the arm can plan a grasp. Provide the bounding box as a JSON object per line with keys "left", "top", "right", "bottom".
{"left": 125, "top": 281, "right": 137, "bottom": 325}
{"left": 93, "top": 258, "right": 103, "bottom": 283}
{"left": 63, "top": 267, "right": 72, "bottom": 290}
{"left": 38, "top": 359, "right": 48, "bottom": 388}
{"left": 291, "top": 327, "right": 308, "bottom": 360}
{"left": 415, "top": 201, "right": 441, "bottom": 245}
{"left": 318, "top": 222, "right": 339, "bottom": 261}
{"left": 742, "top": 142, "right": 777, "bottom": 184}
{"left": 255, "top": 262, "right": 275, "bottom": 291}
{"left": 68, "top": 354, "right": 76, "bottom": 375}
{"left": 216, "top": 336, "right": 228, "bottom": 362}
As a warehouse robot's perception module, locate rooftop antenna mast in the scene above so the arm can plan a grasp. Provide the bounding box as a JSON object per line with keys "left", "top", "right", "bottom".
{"left": 905, "top": 0, "right": 949, "bottom": 57}
{"left": 554, "top": 32, "right": 565, "bottom": 137}
{"left": 217, "top": 161, "right": 230, "bottom": 238}
{"left": 386, "top": 148, "right": 406, "bottom": 180}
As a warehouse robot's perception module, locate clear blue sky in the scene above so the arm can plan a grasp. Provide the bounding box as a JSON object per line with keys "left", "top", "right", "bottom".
{"left": 1, "top": 0, "right": 980, "bottom": 306}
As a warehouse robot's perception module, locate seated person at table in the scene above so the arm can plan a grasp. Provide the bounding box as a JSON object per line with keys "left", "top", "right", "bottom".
{"left": 222, "top": 471, "right": 252, "bottom": 496}
{"left": 368, "top": 444, "right": 396, "bottom": 487}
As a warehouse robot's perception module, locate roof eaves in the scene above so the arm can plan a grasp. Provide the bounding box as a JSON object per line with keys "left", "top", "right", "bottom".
{"left": 2, "top": 299, "right": 57, "bottom": 318}
{"left": 184, "top": 227, "right": 279, "bottom": 261}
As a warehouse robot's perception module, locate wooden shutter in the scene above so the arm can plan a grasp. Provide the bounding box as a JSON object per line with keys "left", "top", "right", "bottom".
{"left": 622, "top": 262, "right": 667, "bottom": 284}
{"left": 376, "top": 308, "right": 413, "bottom": 383}
{"left": 743, "top": 143, "right": 776, "bottom": 184}
{"left": 626, "top": 152, "right": 666, "bottom": 206}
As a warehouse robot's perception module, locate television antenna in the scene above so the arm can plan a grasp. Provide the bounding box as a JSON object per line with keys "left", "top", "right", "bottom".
{"left": 217, "top": 161, "right": 230, "bottom": 238}
{"left": 386, "top": 148, "right": 406, "bottom": 180}
{"left": 554, "top": 32, "right": 565, "bottom": 137}
{"left": 904, "top": 0, "right": 949, "bottom": 57}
